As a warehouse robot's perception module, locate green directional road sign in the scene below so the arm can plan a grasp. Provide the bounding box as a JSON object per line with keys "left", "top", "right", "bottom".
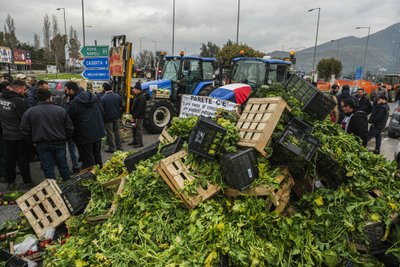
{"left": 80, "top": 46, "right": 109, "bottom": 57}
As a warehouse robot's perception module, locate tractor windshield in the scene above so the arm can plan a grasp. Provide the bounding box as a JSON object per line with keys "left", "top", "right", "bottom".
{"left": 231, "top": 60, "right": 266, "bottom": 87}
{"left": 162, "top": 59, "right": 181, "bottom": 81}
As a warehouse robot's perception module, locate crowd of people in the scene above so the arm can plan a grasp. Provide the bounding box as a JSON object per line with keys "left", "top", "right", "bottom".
{"left": 330, "top": 83, "right": 390, "bottom": 154}
{"left": 0, "top": 73, "right": 146, "bottom": 190}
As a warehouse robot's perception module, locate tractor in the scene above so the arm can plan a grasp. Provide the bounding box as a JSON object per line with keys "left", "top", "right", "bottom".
{"left": 209, "top": 57, "right": 292, "bottom": 104}
{"left": 140, "top": 54, "right": 217, "bottom": 133}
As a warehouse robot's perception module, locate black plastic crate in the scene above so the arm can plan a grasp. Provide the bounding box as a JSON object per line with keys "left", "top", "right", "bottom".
{"left": 124, "top": 141, "right": 160, "bottom": 172}
{"left": 364, "top": 221, "right": 392, "bottom": 254}
{"left": 61, "top": 184, "right": 91, "bottom": 215}
{"left": 220, "top": 148, "right": 259, "bottom": 190}
{"left": 315, "top": 152, "right": 346, "bottom": 189}
{"left": 278, "top": 118, "right": 319, "bottom": 161}
{"left": 303, "top": 90, "right": 336, "bottom": 121}
{"left": 284, "top": 74, "right": 317, "bottom": 106}
{"left": 160, "top": 137, "right": 184, "bottom": 157}
{"left": 0, "top": 250, "right": 28, "bottom": 267}
{"left": 284, "top": 75, "right": 335, "bottom": 120}
{"left": 188, "top": 116, "right": 227, "bottom": 160}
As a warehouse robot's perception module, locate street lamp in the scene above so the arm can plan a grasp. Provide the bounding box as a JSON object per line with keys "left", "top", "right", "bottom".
{"left": 81, "top": 0, "right": 85, "bottom": 46}
{"left": 172, "top": 0, "right": 175, "bottom": 55}
{"left": 330, "top": 39, "right": 340, "bottom": 60}
{"left": 140, "top": 37, "right": 146, "bottom": 54}
{"left": 308, "top": 7, "right": 321, "bottom": 74}
{"left": 56, "top": 7, "right": 68, "bottom": 72}
{"left": 152, "top": 40, "right": 157, "bottom": 56}
{"left": 355, "top": 26, "right": 371, "bottom": 78}
{"left": 236, "top": 0, "right": 240, "bottom": 44}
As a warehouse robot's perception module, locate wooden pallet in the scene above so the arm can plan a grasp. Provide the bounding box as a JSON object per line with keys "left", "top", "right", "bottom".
{"left": 85, "top": 177, "right": 126, "bottom": 223}
{"left": 224, "top": 167, "right": 294, "bottom": 213}
{"left": 236, "top": 97, "right": 290, "bottom": 156}
{"left": 16, "top": 179, "right": 71, "bottom": 238}
{"left": 159, "top": 127, "right": 177, "bottom": 144}
{"left": 156, "top": 150, "right": 220, "bottom": 208}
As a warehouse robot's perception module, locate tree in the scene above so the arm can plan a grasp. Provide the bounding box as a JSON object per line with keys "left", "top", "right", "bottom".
{"left": 0, "top": 32, "right": 4, "bottom": 46}
{"left": 136, "top": 49, "right": 154, "bottom": 68}
{"left": 3, "top": 14, "right": 18, "bottom": 48}
{"left": 69, "top": 26, "right": 81, "bottom": 62}
{"left": 200, "top": 42, "right": 220, "bottom": 58}
{"left": 34, "top": 33, "right": 40, "bottom": 51}
{"left": 51, "top": 34, "right": 67, "bottom": 72}
{"left": 52, "top": 15, "right": 59, "bottom": 38}
{"left": 316, "top": 58, "right": 343, "bottom": 80}
{"left": 43, "top": 15, "right": 51, "bottom": 60}
{"left": 216, "top": 42, "right": 265, "bottom": 65}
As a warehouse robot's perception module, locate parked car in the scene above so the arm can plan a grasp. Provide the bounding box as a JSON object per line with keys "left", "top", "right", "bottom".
{"left": 388, "top": 103, "right": 400, "bottom": 138}
{"left": 46, "top": 79, "right": 69, "bottom": 106}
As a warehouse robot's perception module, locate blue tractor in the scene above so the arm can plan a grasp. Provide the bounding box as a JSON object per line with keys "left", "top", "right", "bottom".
{"left": 210, "top": 57, "right": 291, "bottom": 104}
{"left": 140, "top": 55, "right": 216, "bottom": 133}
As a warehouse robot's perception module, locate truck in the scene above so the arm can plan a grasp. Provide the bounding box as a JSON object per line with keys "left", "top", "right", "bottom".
{"left": 209, "top": 57, "right": 292, "bottom": 103}
{"left": 140, "top": 55, "right": 217, "bottom": 133}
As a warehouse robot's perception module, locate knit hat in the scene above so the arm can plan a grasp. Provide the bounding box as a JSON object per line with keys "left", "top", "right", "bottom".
{"left": 133, "top": 82, "right": 142, "bottom": 90}
{"left": 16, "top": 74, "right": 26, "bottom": 80}
{"left": 37, "top": 88, "right": 52, "bottom": 101}
{"left": 342, "top": 84, "right": 350, "bottom": 91}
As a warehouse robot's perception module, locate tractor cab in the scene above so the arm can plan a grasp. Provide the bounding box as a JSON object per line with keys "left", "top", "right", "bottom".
{"left": 161, "top": 55, "right": 216, "bottom": 95}
{"left": 209, "top": 57, "right": 291, "bottom": 104}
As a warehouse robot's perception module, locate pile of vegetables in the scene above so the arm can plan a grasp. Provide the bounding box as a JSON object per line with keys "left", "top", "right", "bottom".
{"left": 3, "top": 83, "right": 400, "bottom": 266}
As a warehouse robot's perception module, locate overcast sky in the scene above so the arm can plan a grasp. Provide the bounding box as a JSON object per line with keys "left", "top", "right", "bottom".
{"left": 1, "top": 0, "right": 399, "bottom": 55}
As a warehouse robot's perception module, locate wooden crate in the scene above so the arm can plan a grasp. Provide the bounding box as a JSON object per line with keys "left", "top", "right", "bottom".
{"left": 156, "top": 150, "right": 220, "bottom": 208}
{"left": 236, "top": 97, "right": 291, "bottom": 156}
{"left": 159, "top": 127, "right": 177, "bottom": 144}
{"left": 224, "top": 167, "right": 294, "bottom": 213}
{"left": 16, "top": 179, "right": 71, "bottom": 238}
{"left": 85, "top": 177, "right": 126, "bottom": 223}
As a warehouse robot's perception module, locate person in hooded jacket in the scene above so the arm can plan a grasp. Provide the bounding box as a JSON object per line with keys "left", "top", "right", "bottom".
{"left": 341, "top": 97, "right": 368, "bottom": 146}
{"left": 336, "top": 84, "right": 359, "bottom": 124}
{"left": 64, "top": 81, "right": 105, "bottom": 169}
{"left": 129, "top": 82, "right": 146, "bottom": 148}
{"left": 355, "top": 88, "right": 373, "bottom": 115}
{"left": 0, "top": 80, "right": 33, "bottom": 189}
{"left": 367, "top": 95, "right": 390, "bottom": 154}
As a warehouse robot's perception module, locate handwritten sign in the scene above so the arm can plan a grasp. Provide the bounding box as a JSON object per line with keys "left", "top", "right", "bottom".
{"left": 179, "top": 95, "right": 239, "bottom": 118}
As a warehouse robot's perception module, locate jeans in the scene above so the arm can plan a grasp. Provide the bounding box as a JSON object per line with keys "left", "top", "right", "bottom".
{"left": 105, "top": 120, "right": 122, "bottom": 151}
{"left": 368, "top": 126, "right": 382, "bottom": 152}
{"left": 4, "top": 139, "right": 32, "bottom": 184}
{"left": 36, "top": 143, "right": 70, "bottom": 181}
{"left": 76, "top": 140, "right": 103, "bottom": 169}
{"left": 132, "top": 119, "right": 143, "bottom": 145}
{"left": 67, "top": 139, "right": 80, "bottom": 170}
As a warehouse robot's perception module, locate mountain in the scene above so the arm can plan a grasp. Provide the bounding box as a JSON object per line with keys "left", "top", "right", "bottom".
{"left": 267, "top": 22, "right": 400, "bottom": 77}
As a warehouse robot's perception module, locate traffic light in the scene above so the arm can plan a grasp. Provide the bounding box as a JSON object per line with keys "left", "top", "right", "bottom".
{"left": 289, "top": 50, "right": 296, "bottom": 64}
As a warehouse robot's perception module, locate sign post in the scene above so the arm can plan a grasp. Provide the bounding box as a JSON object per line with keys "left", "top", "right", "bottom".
{"left": 80, "top": 45, "right": 110, "bottom": 86}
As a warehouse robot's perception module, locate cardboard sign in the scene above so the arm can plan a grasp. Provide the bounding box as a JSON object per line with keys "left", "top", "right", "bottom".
{"left": 109, "top": 46, "right": 125, "bottom": 77}
{"left": 179, "top": 95, "right": 239, "bottom": 118}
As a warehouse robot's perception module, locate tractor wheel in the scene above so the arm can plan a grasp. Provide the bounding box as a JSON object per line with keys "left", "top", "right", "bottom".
{"left": 198, "top": 85, "right": 215, "bottom": 96}
{"left": 143, "top": 99, "right": 176, "bottom": 134}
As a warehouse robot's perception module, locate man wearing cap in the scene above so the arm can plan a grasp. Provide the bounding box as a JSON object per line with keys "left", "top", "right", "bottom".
{"left": 341, "top": 97, "right": 368, "bottom": 146}
{"left": 367, "top": 96, "right": 390, "bottom": 154}
{"left": 100, "top": 82, "right": 122, "bottom": 153}
{"left": 20, "top": 88, "right": 74, "bottom": 181}
{"left": 0, "top": 79, "right": 32, "bottom": 189}
{"left": 129, "top": 81, "right": 146, "bottom": 148}
{"left": 64, "top": 81, "right": 105, "bottom": 169}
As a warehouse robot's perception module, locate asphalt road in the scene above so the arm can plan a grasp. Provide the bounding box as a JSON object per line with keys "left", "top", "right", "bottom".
{"left": 0, "top": 102, "right": 399, "bottom": 225}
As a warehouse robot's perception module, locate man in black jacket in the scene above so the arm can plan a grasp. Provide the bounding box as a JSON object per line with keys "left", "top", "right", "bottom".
{"left": 341, "top": 98, "right": 368, "bottom": 146}
{"left": 20, "top": 88, "right": 74, "bottom": 180}
{"left": 0, "top": 80, "right": 33, "bottom": 189}
{"left": 129, "top": 82, "right": 146, "bottom": 148}
{"left": 367, "top": 96, "right": 390, "bottom": 154}
{"left": 65, "top": 81, "right": 105, "bottom": 169}
{"left": 100, "top": 82, "right": 122, "bottom": 153}
{"left": 355, "top": 88, "right": 373, "bottom": 115}
{"left": 336, "top": 84, "right": 359, "bottom": 124}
